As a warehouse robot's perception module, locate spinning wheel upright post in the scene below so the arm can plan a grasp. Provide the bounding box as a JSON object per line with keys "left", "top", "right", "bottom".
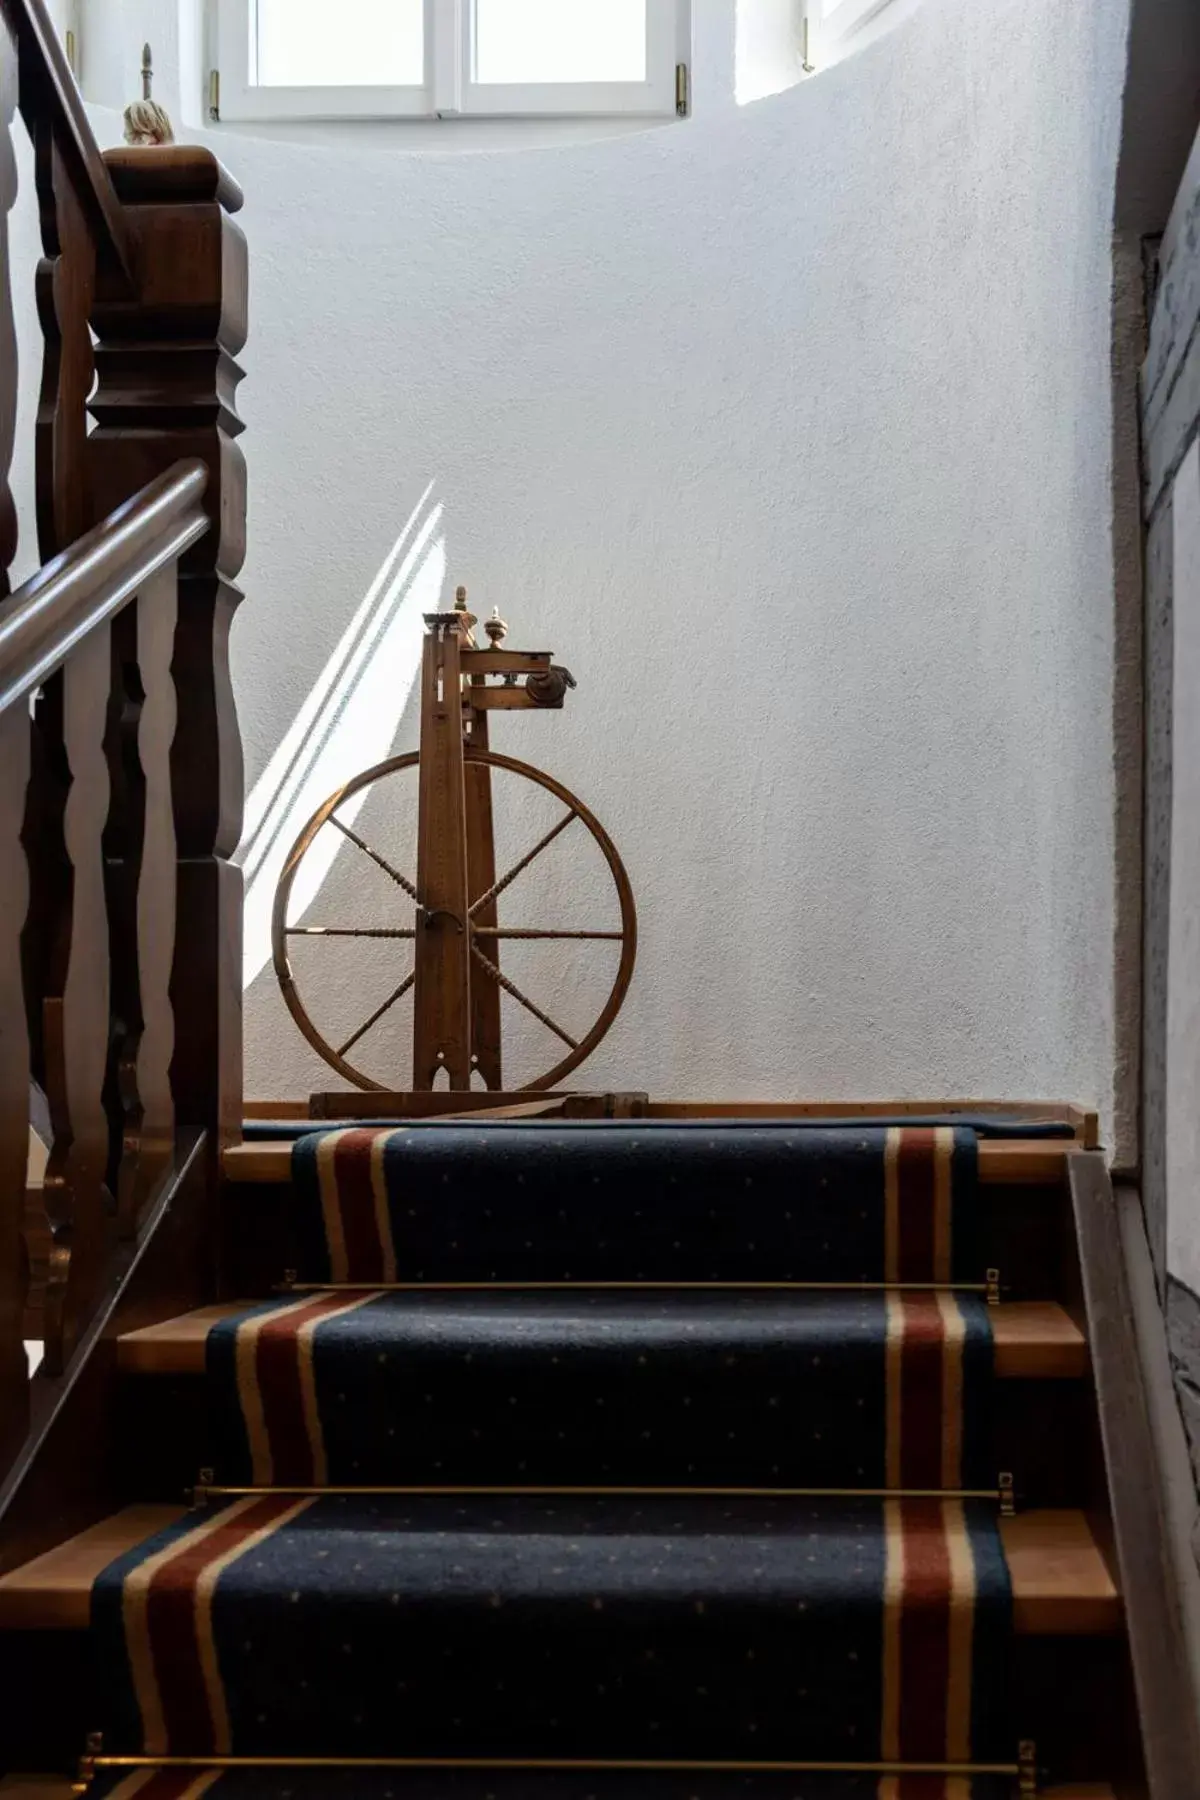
{"left": 412, "top": 606, "right": 474, "bottom": 1091}
{"left": 272, "top": 588, "right": 638, "bottom": 1104}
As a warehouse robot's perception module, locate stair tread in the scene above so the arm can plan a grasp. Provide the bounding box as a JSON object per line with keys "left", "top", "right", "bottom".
{"left": 0, "top": 1783, "right": 77, "bottom": 1798}
{"left": 0, "top": 1785, "right": 1120, "bottom": 1799}
{"left": 0, "top": 1785, "right": 1121, "bottom": 1800}
{"left": 0, "top": 1504, "right": 185, "bottom": 1628}
{"left": 223, "top": 1137, "right": 1080, "bottom": 1186}
{"left": 117, "top": 1298, "right": 1088, "bottom": 1378}
{"left": 0, "top": 1503, "right": 1117, "bottom": 1634}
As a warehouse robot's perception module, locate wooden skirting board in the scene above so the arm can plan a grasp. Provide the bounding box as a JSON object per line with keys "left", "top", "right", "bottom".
{"left": 223, "top": 1138, "right": 1082, "bottom": 1186}
{"left": 116, "top": 1299, "right": 1089, "bottom": 1380}
{"left": 0, "top": 1504, "right": 1119, "bottom": 1637}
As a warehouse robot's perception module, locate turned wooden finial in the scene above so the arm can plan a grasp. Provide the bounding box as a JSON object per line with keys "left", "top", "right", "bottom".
{"left": 485, "top": 606, "right": 508, "bottom": 648}
{"left": 451, "top": 584, "right": 477, "bottom": 637}
{"left": 123, "top": 43, "right": 175, "bottom": 145}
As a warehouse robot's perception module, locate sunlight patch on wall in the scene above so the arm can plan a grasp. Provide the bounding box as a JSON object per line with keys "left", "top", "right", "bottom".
{"left": 736, "top": 0, "right": 806, "bottom": 104}
{"left": 239, "top": 483, "right": 446, "bottom": 987}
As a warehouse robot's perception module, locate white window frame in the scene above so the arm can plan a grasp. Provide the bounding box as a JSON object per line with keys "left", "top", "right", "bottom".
{"left": 806, "top": 0, "right": 896, "bottom": 52}
{"left": 214, "top": 0, "right": 688, "bottom": 124}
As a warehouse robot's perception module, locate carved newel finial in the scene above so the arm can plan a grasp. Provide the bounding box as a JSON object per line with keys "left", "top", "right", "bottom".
{"left": 452, "top": 584, "right": 477, "bottom": 636}
{"left": 123, "top": 43, "right": 175, "bottom": 146}
{"left": 485, "top": 606, "right": 508, "bottom": 649}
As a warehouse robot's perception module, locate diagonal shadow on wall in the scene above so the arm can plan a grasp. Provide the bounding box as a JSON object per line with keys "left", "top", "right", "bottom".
{"left": 237, "top": 481, "right": 446, "bottom": 988}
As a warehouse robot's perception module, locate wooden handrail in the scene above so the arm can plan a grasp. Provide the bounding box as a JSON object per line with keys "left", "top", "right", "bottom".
{"left": 0, "top": 460, "right": 208, "bottom": 715}
{"left": 0, "top": 0, "right": 132, "bottom": 285}
{"left": 1069, "top": 1155, "right": 1200, "bottom": 1798}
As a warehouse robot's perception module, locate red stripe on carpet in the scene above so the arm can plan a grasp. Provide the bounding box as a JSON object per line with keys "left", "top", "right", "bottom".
{"left": 256, "top": 1293, "right": 367, "bottom": 1483}
{"left": 898, "top": 1294, "right": 946, "bottom": 1489}
{"left": 126, "top": 1774, "right": 214, "bottom": 1799}
{"left": 146, "top": 1497, "right": 300, "bottom": 1751}
{"left": 896, "top": 1497, "right": 953, "bottom": 1762}
{"left": 332, "top": 1130, "right": 389, "bottom": 1282}
{"left": 896, "top": 1129, "right": 938, "bottom": 1284}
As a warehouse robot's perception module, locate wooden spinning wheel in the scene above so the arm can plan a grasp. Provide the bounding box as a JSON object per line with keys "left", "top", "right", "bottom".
{"left": 272, "top": 592, "right": 637, "bottom": 1095}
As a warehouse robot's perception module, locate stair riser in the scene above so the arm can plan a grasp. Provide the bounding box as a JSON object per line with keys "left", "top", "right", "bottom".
{"left": 118, "top": 1374, "right": 1096, "bottom": 1509}
{"left": 0, "top": 1628, "right": 1124, "bottom": 1783}
{"left": 223, "top": 1180, "right": 1071, "bottom": 1302}
{"left": 1015, "top": 1638, "right": 1140, "bottom": 1788}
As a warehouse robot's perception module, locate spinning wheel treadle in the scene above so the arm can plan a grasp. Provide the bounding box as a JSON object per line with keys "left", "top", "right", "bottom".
{"left": 272, "top": 591, "right": 637, "bottom": 1095}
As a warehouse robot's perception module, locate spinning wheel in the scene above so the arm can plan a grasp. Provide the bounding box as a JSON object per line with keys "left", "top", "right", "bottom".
{"left": 271, "top": 592, "right": 637, "bottom": 1096}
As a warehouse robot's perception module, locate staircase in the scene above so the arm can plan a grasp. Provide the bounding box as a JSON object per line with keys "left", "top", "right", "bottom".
{"left": 0, "top": 1118, "right": 1137, "bottom": 1796}
{"left": 0, "top": 2, "right": 1190, "bottom": 1794}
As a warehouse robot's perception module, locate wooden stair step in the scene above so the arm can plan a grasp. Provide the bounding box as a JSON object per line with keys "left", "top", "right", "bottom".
{"left": 0, "top": 1505, "right": 1118, "bottom": 1635}
{"left": 116, "top": 1299, "right": 1089, "bottom": 1380}
{"left": 222, "top": 1137, "right": 1082, "bottom": 1186}
{"left": 0, "top": 1785, "right": 1121, "bottom": 1800}
{"left": 0, "top": 1785, "right": 1120, "bottom": 1799}
{"left": 0, "top": 1783, "right": 79, "bottom": 1798}
{"left": 0, "top": 1505, "right": 185, "bottom": 1629}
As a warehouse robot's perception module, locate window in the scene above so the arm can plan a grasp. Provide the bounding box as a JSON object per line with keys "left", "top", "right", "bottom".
{"left": 214, "top": 0, "right": 689, "bottom": 123}
{"left": 805, "top": 0, "right": 896, "bottom": 56}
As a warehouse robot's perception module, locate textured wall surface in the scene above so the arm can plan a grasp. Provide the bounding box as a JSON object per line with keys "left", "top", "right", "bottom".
{"left": 13, "top": 0, "right": 1130, "bottom": 1111}
{"left": 220, "top": 0, "right": 1127, "bottom": 1104}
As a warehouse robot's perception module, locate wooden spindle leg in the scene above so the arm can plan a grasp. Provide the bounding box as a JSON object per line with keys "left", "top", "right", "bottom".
{"left": 133, "top": 569, "right": 177, "bottom": 1201}
{"left": 0, "top": 7, "right": 17, "bottom": 600}
{"left": 0, "top": 11, "right": 27, "bottom": 1460}
{"left": 41, "top": 625, "right": 115, "bottom": 1373}
{"left": 0, "top": 703, "right": 30, "bottom": 1461}
{"left": 465, "top": 705, "right": 502, "bottom": 1092}
{"left": 103, "top": 567, "right": 177, "bottom": 1233}
{"left": 32, "top": 124, "right": 94, "bottom": 560}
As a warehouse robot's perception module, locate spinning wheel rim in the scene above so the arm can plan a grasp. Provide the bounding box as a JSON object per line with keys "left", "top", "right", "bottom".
{"left": 271, "top": 748, "right": 637, "bottom": 1094}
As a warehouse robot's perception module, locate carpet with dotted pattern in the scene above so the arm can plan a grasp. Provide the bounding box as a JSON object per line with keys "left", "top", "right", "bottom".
{"left": 86, "top": 1123, "right": 1018, "bottom": 1797}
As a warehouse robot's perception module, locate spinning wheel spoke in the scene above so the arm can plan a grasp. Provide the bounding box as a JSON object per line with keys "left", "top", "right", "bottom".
{"left": 289, "top": 926, "right": 417, "bottom": 939}
{"left": 468, "top": 809, "right": 577, "bottom": 918}
{"left": 471, "top": 927, "right": 623, "bottom": 940}
{"left": 337, "top": 970, "right": 416, "bottom": 1058}
{"left": 329, "top": 813, "right": 420, "bottom": 906}
{"left": 470, "top": 940, "right": 578, "bottom": 1050}
{"left": 273, "top": 742, "right": 636, "bottom": 1094}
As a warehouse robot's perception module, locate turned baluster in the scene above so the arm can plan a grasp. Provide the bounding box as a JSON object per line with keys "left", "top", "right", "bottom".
{"left": 104, "top": 564, "right": 178, "bottom": 1235}
{"left": 20, "top": 44, "right": 116, "bottom": 1372}
{"left": 0, "top": 4, "right": 29, "bottom": 1460}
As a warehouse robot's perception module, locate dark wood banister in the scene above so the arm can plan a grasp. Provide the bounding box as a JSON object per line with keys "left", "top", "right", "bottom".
{"left": 0, "top": 461, "right": 209, "bottom": 714}
{"left": 0, "top": 0, "right": 132, "bottom": 286}
{"left": 0, "top": 0, "right": 247, "bottom": 1566}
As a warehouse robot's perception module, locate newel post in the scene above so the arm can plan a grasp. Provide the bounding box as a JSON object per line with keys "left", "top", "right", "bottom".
{"left": 89, "top": 148, "right": 247, "bottom": 1149}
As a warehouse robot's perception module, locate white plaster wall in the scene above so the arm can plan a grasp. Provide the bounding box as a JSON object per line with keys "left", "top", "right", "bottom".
{"left": 1169, "top": 441, "right": 1200, "bottom": 1293}
{"left": 735, "top": 0, "right": 804, "bottom": 103}
{"left": 12, "top": 0, "right": 1129, "bottom": 1111}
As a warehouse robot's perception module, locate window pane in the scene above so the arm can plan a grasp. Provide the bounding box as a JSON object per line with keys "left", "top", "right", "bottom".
{"left": 473, "top": 0, "right": 647, "bottom": 84}
{"left": 256, "top": 0, "right": 424, "bottom": 87}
